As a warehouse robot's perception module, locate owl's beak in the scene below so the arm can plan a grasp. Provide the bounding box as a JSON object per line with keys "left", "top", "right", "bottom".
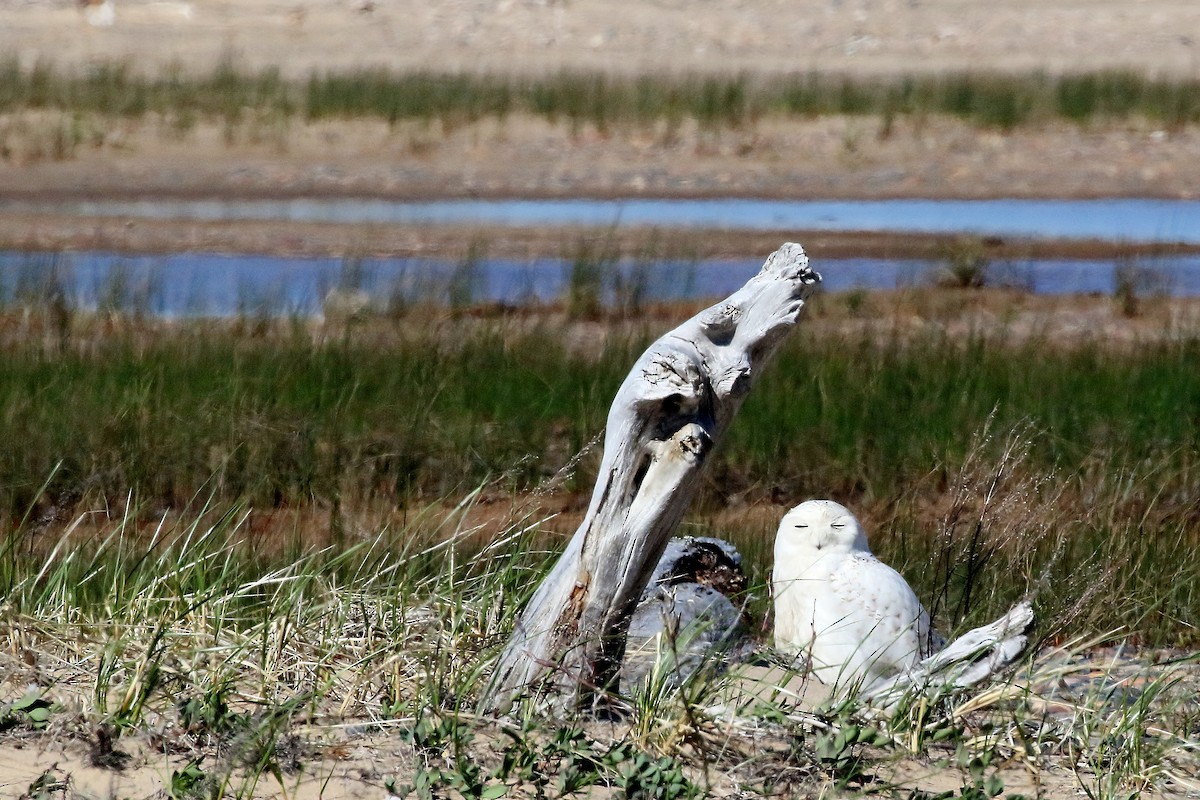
{"left": 812, "top": 526, "right": 829, "bottom": 550}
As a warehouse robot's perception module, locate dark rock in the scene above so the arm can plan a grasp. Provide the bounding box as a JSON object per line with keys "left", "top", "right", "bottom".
{"left": 620, "top": 537, "right": 754, "bottom": 694}
{"left": 643, "top": 536, "right": 748, "bottom": 599}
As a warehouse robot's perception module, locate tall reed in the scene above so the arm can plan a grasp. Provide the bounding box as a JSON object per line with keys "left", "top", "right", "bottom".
{"left": 2, "top": 59, "right": 1197, "bottom": 132}
{"left": 0, "top": 307, "right": 1196, "bottom": 644}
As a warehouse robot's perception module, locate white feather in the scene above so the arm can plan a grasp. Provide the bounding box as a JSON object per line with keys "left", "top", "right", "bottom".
{"left": 772, "top": 499, "right": 1031, "bottom": 699}
{"left": 772, "top": 499, "right": 934, "bottom": 688}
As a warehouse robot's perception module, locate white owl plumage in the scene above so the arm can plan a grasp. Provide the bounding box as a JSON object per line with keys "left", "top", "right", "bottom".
{"left": 772, "top": 499, "right": 938, "bottom": 689}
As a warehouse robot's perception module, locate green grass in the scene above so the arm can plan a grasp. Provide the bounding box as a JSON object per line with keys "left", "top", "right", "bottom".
{"left": 2, "top": 59, "right": 1198, "bottom": 132}
{"left": 4, "top": 314, "right": 1198, "bottom": 517}
{"left": 0, "top": 296, "right": 1197, "bottom": 797}
{"left": 725, "top": 332, "right": 1200, "bottom": 501}
{"left": 0, "top": 471, "right": 1196, "bottom": 799}
{"left": 0, "top": 299, "right": 1197, "bottom": 648}
{"left": 0, "top": 317, "right": 628, "bottom": 513}
{"left": 4, "top": 317, "right": 1197, "bottom": 524}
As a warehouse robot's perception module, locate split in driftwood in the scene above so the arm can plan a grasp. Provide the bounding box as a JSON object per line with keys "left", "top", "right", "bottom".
{"left": 484, "top": 242, "right": 820, "bottom": 714}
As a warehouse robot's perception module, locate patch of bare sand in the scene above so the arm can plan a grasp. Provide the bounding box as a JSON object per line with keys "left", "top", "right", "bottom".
{"left": 801, "top": 288, "right": 1200, "bottom": 348}
{"left": 2, "top": 0, "right": 1199, "bottom": 79}
{"left": 3, "top": 114, "right": 1199, "bottom": 205}
{"left": 0, "top": 733, "right": 394, "bottom": 799}
{"left": 1, "top": 599, "right": 1193, "bottom": 800}
{"left": 0, "top": 671, "right": 1086, "bottom": 800}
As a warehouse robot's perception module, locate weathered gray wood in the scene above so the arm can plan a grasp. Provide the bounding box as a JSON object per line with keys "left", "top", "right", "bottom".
{"left": 862, "top": 600, "right": 1035, "bottom": 711}
{"left": 484, "top": 242, "right": 820, "bottom": 713}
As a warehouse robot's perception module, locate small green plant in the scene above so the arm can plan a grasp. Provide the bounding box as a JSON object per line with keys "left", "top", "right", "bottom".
{"left": 606, "top": 744, "right": 702, "bottom": 800}
{"left": 448, "top": 242, "right": 486, "bottom": 311}
{"left": 389, "top": 711, "right": 702, "bottom": 800}
{"left": 544, "top": 725, "right": 606, "bottom": 795}
{"left": 935, "top": 237, "right": 991, "bottom": 288}
{"left": 1114, "top": 261, "right": 1143, "bottom": 318}
{"left": 394, "top": 713, "right": 507, "bottom": 800}
{"left": 169, "top": 758, "right": 212, "bottom": 800}
{"left": 564, "top": 236, "right": 618, "bottom": 319}
{"left": 812, "top": 715, "right": 892, "bottom": 787}
{"left": 1112, "top": 257, "right": 1171, "bottom": 319}
{"left": 612, "top": 259, "right": 652, "bottom": 318}
{"left": 842, "top": 286, "right": 869, "bottom": 316}
{"left": 0, "top": 688, "right": 53, "bottom": 731}
{"left": 20, "top": 767, "right": 69, "bottom": 800}
{"left": 952, "top": 738, "right": 1007, "bottom": 799}
{"left": 178, "top": 683, "right": 251, "bottom": 740}
{"left": 94, "top": 626, "right": 168, "bottom": 732}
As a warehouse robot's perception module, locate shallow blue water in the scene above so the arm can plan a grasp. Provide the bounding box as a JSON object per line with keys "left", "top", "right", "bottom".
{"left": 5, "top": 197, "right": 1200, "bottom": 243}
{"left": 4, "top": 251, "right": 1199, "bottom": 316}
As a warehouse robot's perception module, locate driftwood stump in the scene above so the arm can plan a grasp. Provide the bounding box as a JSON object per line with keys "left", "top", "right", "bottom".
{"left": 484, "top": 242, "right": 820, "bottom": 713}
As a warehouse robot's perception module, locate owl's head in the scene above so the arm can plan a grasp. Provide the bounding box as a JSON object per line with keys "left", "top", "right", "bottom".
{"left": 776, "top": 499, "right": 871, "bottom": 555}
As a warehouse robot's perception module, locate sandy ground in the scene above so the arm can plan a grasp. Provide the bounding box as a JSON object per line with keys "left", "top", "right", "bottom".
{"left": 2, "top": 652, "right": 1193, "bottom": 800}
{"left": 3, "top": 0, "right": 1200, "bottom": 79}
{"left": 0, "top": 731, "right": 1096, "bottom": 800}
{"left": 5, "top": 114, "right": 1200, "bottom": 203}
{"left": 0, "top": 664, "right": 1096, "bottom": 800}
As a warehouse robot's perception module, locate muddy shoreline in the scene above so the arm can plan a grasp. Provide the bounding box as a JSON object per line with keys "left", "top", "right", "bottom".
{"left": 5, "top": 213, "right": 1198, "bottom": 262}
{"left": 4, "top": 113, "right": 1199, "bottom": 260}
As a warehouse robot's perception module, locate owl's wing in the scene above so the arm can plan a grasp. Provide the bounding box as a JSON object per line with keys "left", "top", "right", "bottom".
{"left": 812, "top": 554, "right": 929, "bottom": 686}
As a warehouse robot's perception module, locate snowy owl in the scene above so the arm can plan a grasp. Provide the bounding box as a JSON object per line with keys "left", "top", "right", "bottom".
{"left": 772, "top": 499, "right": 937, "bottom": 689}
